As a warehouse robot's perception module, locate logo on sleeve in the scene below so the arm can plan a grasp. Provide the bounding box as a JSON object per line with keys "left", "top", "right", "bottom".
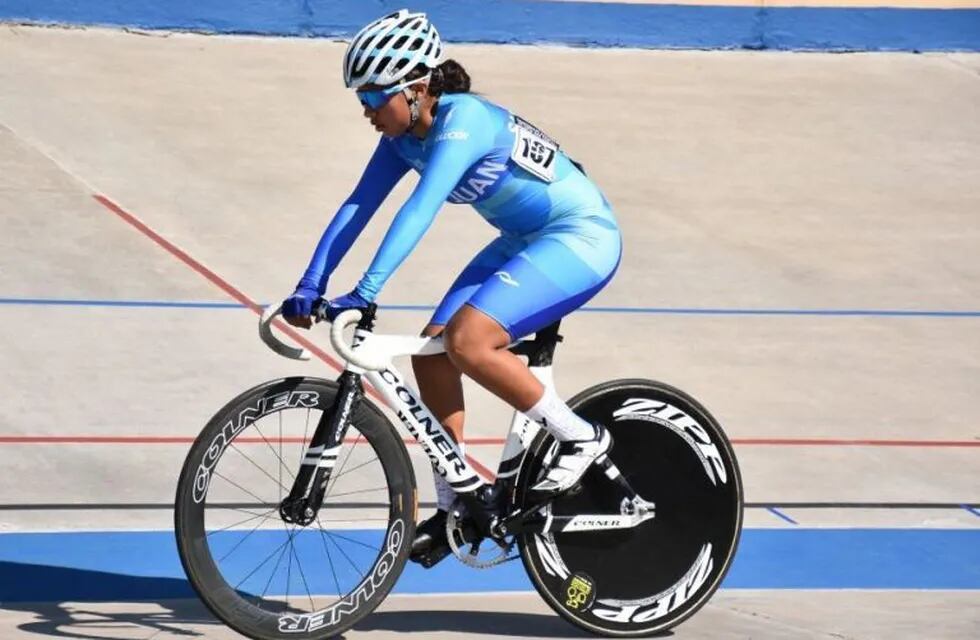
{"left": 436, "top": 130, "right": 469, "bottom": 142}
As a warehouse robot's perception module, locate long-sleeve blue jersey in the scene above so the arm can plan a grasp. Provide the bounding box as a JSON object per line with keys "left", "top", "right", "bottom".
{"left": 299, "top": 92, "right": 617, "bottom": 301}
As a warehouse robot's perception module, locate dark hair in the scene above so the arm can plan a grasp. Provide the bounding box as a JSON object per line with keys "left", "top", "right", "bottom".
{"left": 406, "top": 59, "right": 471, "bottom": 96}
{"left": 430, "top": 59, "right": 471, "bottom": 95}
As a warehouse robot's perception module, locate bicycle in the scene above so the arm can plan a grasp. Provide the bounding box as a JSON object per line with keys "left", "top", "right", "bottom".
{"left": 175, "top": 303, "right": 743, "bottom": 639}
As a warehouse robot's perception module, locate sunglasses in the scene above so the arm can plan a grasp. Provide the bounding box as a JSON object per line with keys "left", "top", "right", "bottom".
{"left": 356, "top": 74, "right": 430, "bottom": 110}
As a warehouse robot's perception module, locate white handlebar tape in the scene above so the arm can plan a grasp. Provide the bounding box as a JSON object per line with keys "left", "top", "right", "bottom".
{"left": 258, "top": 305, "right": 311, "bottom": 361}
{"left": 329, "top": 309, "right": 389, "bottom": 371}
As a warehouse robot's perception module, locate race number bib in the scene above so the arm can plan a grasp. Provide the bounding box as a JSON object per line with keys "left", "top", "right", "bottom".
{"left": 509, "top": 114, "right": 560, "bottom": 183}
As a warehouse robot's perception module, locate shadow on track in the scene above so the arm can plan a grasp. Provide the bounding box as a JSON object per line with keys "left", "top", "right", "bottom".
{"left": 354, "top": 609, "right": 602, "bottom": 638}
{"left": 0, "top": 561, "right": 204, "bottom": 638}
{"left": 3, "top": 561, "right": 667, "bottom": 639}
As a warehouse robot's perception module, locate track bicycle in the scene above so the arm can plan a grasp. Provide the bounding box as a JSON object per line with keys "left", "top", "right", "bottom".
{"left": 175, "top": 304, "right": 743, "bottom": 638}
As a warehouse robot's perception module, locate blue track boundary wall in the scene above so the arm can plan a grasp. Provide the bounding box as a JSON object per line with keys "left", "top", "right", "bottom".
{"left": 1, "top": 528, "right": 979, "bottom": 601}
{"left": 2, "top": 1, "right": 979, "bottom": 51}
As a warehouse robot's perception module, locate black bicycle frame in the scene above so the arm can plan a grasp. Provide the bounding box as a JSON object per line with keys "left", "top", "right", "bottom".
{"left": 279, "top": 307, "right": 378, "bottom": 526}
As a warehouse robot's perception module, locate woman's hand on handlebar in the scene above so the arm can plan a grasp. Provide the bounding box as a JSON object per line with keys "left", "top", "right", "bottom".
{"left": 281, "top": 283, "right": 321, "bottom": 329}
{"left": 281, "top": 286, "right": 371, "bottom": 328}
{"left": 319, "top": 290, "right": 371, "bottom": 322}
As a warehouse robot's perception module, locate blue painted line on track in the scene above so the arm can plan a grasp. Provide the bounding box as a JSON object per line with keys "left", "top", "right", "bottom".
{"left": 963, "top": 504, "right": 980, "bottom": 519}
{"left": 0, "top": 298, "right": 243, "bottom": 309}
{"left": 767, "top": 507, "right": 799, "bottom": 525}
{"left": 1, "top": 0, "right": 979, "bottom": 51}
{"left": 570, "top": 307, "right": 980, "bottom": 318}
{"left": 0, "top": 528, "right": 977, "bottom": 602}
{"left": 2, "top": 298, "right": 979, "bottom": 318}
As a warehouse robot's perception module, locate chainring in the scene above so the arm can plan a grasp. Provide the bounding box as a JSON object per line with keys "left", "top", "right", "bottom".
{"left": 445, "top": 502, "right": 516, "bottom": 569}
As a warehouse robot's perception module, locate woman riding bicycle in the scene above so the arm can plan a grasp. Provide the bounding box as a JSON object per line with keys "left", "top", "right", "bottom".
{"left": 282, "top": 9, "right": 622, "bottom": 567}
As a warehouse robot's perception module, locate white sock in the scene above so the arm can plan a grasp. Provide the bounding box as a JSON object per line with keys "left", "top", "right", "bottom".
{"left": 524, "top": 387, "right": 595, "bottom": 442}
{"left": 434, "top": 443, "right": 465, "bottom": 512}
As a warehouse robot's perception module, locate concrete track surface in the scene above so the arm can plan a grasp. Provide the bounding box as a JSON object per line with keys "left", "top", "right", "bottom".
{"left": 1, "top": 25, "right": 978, "bottom": 640}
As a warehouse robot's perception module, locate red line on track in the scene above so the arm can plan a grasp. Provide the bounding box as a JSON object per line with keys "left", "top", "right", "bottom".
{"left": 91, "top": 195, "right": 494, "bottom": 480}
{"left": 733, "top": 438, "right": 980, "bottom": 447}
{"left": 0, "top": 436, "right": 494, "bottom": 445}
{"left": 93, "top": 195, "right": 262, "bottom": 314}
{"left": 1, "top": 436, "right": 977, "bottom": 447}
{"left": 463, "top": 453, "right": 495, "bottom": 479}
{"left": 40, "top": 194, "right": 972, "bottom": 481}
{"left": 92, "top": 195, "right": 386, "bottom": 402}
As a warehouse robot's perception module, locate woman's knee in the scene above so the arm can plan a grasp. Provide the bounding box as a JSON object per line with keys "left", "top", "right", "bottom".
{"left": 412, "top": 324, "right": 452, "bottom": 379}
{"left": 444, "top": 307, "right": 508, "bottom": 368}
{"left": 420, "top": 323, "right": 445, "bottom": 339}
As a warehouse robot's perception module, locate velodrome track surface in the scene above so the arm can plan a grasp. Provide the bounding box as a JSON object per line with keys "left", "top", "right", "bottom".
{"left": 1, "top": 25, "right": 979, "bottom": 639}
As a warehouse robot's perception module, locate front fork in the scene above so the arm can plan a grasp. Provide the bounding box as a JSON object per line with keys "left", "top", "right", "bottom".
{"left": 279, "top": 370, "right": 362, "bottom": 526}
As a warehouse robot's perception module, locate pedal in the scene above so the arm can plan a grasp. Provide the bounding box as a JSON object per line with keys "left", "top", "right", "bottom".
{"left": 409, "top": 544, "right": 452, "bottom": 569}
{"left": 409, "top": 509, "right": 455, "bottom": 569}
{"left": 527, "top": 477, "right": 584, "bottom": 504}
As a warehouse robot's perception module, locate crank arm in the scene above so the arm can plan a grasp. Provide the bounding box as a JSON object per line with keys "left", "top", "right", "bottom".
{"left": 494, "top": 458, "right": 654, "bottom": 537}
{"left": 596, "top": 456, "right": 642, "bottom": 501}
{"left": 495, "top": 492, "right": 656, "bottom": 536}
{"left": 522, "top": 510, "right": 656, "bottom": 534}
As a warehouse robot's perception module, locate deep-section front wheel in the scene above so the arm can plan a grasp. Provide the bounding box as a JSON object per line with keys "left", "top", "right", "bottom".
{"left": 175, "top": 377, "right": 415, "bottom": 640}
{"left": 516, "top": 379, "right": 743, "bottom": 637}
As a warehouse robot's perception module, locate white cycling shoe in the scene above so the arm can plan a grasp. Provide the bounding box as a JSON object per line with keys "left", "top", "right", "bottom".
{"left": 532, "top": 424, "right": 613, "bottom": 494}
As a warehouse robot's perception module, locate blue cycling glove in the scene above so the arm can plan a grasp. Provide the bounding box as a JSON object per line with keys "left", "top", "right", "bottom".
{"left": 321, "top": 290, "right": 372, "bottom": 322}
{"left": 281, "top": 278, "right": 322, "bottom": 320}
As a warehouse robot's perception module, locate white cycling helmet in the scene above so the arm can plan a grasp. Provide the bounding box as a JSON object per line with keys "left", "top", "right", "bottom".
{"left": 343, "top": 9, "right": 443, "bottom": 89}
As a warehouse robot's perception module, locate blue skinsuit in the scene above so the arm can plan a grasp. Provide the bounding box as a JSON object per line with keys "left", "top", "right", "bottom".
{"left": 299, "top": 92, "right": 621, "bottom": 340}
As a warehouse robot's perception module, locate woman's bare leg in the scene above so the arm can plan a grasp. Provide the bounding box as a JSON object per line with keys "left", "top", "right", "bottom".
{"left": 411, "top": 324, "right": 465, "bottom": 445}
{"left": 443, "top": 305, "right": 544, "bottom": 411}
{"left": 444, "top": 304, "right": 595, "bottom": 444}
{"left": 411, "top": 324, "right": 467, "bottom": 524}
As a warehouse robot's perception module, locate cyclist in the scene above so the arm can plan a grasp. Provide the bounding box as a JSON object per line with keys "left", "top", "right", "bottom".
{"left": 282, "top": 9, "right": 622, "bottom": 567}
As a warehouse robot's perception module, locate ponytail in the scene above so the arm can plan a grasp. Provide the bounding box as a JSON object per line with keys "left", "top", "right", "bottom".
{"left": 429, "top": 59, "right": 471, "bottom": 96}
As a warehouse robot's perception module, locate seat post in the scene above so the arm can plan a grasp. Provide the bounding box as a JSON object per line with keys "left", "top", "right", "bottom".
{"left": 509, "top": 321, "right": 563, "bottom": 367}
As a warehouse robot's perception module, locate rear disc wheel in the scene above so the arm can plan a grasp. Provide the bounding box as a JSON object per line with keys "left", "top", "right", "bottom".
{"left": 517, "top": 378, "right": 743, "bottom": 637}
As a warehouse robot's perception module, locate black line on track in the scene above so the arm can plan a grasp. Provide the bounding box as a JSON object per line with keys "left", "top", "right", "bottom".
{"left": 0, "top": 501, "right": 434, "bottom": 511}
{"left": 0, "top": 501, "right": 977, "bottom": 511}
